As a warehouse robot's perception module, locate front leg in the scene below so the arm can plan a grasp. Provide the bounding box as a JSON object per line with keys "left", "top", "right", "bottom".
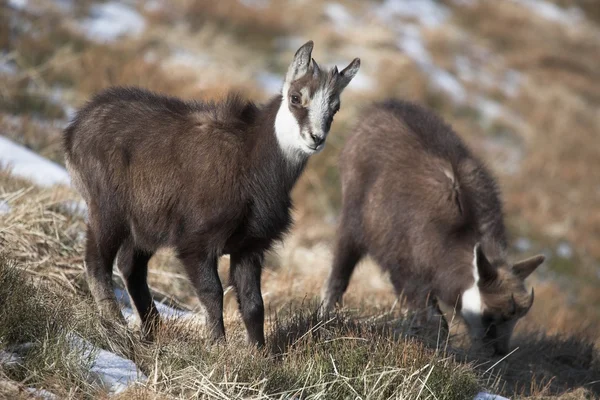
{"left": 229, "top": 251, "right": 265, "bottom": 347}
{"left": 178, "top": 251, "right": 225, "bottom": 342}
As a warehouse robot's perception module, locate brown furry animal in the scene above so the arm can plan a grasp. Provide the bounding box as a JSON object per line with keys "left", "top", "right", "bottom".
{"left": 322, "top": 99, "right": 544, "bottom": 355}
{"left": 64, "top": 41, "right": 360, "bottom": 346}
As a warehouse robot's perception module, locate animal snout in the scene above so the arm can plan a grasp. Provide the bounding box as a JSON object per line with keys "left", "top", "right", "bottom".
{"left": 310, "top": 133, "right": 325, "bottom": 147}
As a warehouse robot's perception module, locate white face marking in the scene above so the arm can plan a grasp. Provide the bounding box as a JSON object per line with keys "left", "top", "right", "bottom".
{"left": 306, "top": 85, "right": 333, "bottom": 152}
{"left": 275, "top": 82, "right": 326, "bottom": 160}
{"left": 461, "top": 244, "right": 485, "bottom": 338}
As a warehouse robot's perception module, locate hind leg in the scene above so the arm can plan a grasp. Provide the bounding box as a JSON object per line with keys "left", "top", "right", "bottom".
{"left": 85, "top": 223, "right": 126, "bottom": 325}
{"left": 321, "top": 228, "right": 364, "bottom": 312}
{"left": 117, "top": 238, "right": 159, "bottom": 338}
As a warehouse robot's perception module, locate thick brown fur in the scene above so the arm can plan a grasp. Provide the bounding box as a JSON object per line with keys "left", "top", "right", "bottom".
{"left": 322, "top": 99, "right": 544, "bottom": 355}
{"left": 65, "top": 87, "right": 306, "bottom": 346}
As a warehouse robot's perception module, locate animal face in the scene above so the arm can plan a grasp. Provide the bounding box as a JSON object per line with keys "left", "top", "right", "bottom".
{"left": 275, "top": 41, "right": 360, "bottom": 159}
{"left": 460, "top": 244, "right": 544, "bottom": 355}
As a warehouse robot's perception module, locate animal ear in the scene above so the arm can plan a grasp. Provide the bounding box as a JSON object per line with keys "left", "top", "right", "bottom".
{"left": 474, "top": 243, "right": 497, "bottom": 284}
{"left": 311, "top": 58, "right": 321, "bottom": 78}
{"left": 285, "top": 40, "right": 314, "bottom": 84}
{"left": 512, "top": 255, "right": 545, "bottom": 280}
{"left": 336, "top": 58, "right": 361, "bottom": 90}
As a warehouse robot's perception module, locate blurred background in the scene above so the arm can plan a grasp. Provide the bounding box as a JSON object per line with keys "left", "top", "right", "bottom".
{"left": 1, "top": 0, "right": 599, "bottom": 365}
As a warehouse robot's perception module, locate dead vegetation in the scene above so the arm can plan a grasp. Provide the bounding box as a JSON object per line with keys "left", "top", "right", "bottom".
{"left": 1, "top": 0, "right": 600, "bottom": 398}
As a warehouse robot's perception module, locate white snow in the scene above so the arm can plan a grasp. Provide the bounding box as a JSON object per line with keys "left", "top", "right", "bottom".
{"left": 324, "top": 2, "right": 354, "bottom": 29}
{"left": 239, "top": 0, "right": 270, "bottom": 9}
{"left": 8, "top": 0, "right": 28, "bottom": 11}
{"left": 512, "top": 0, "right": 583, "bottom": 25}
{"left": 0, "top": 59, "right": 18, "bottom": 76}
{"left": 347, "top": 72, "right": 375, "bottom": 92}
{"left": 114, "top": 288, "right": 194, "bottom": 321}
{"left": 257, "top": 72, "right": 282, "bottom": 94}
{"left": 0, "top": 136, "right": 70, "bottom": 187}
{"left": 515, "top": 237, "right": 533, "bottom": 252}
{"left": 474, "top": 393, "right": 510, "bottom": 400}
{"left": 26, "top": 388, "right": 58, "bottom": 400}
{"left": 375, "top": 0, "right": 450, "bottom": 28}
{"left": 166, "top": 48, "right": 212, "bottom": 70}
{"left": 69, "top": 334, "right": 147, "bottom": 394}
{"left": 0, "top": 200, "right": 10, "bottom": 214}
{"left": 391, "top": 25, "right": 468, "bottom": 103}
{"left": 81, "top": 2, "right": 146, "bottom": 43}
{"left": 557, "top": 242, "right": 573, "bottom": 259}
{"left": 0, "top": 350, "right": 21, "bottom": 366}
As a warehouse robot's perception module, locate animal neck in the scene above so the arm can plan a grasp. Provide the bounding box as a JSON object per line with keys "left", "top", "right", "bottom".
{"left": 250, "top": 95, "right": 309, "bottom": 194}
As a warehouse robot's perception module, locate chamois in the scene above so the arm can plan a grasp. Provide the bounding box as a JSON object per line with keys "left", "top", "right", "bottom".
{"left": 64, "top": 41, "right": 360, "bottom": 346}
{"left": 321, "top": 100, "right": 544, "bottom": 355}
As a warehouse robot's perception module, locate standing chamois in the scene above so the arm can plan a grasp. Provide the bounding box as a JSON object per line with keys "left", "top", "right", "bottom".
{"left": 322, "top": 99, "right": 544, "bottom": 355}
{"left": 64, "top": 41, "right": 360, "bottom": 346}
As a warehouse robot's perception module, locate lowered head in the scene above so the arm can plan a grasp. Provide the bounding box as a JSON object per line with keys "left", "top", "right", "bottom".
{"left": 275, "top": 40, "right": 360, "bottom": 159}
{"left": 456, "top": 243, "right": 544, "bottom": 355}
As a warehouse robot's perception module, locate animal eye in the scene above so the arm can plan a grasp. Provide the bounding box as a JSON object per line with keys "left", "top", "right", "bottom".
{"left": 291, "top": 94, "right": 301, "bottom": 105}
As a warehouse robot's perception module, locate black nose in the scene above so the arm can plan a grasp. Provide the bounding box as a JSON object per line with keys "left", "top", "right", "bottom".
{"left": 310, "top": 133, "right": 325, "bottom": 147}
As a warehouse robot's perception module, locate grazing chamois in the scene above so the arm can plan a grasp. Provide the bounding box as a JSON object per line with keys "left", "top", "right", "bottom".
{"left": 64, "top": 41, "right": 360, "bottom": 346}
{"left": 321, "top": 99, "right": 544, "bottom": 355}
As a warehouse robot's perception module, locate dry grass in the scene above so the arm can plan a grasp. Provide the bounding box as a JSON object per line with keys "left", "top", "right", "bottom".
{"left": 2, "top": 0, "right": 600, "bottom": 398}
{"left": 0, "top": 171, "right": 598, "bottom": 398}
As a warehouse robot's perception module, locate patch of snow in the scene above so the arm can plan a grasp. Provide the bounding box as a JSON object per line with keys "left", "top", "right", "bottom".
{"left": 0, "top": 200, "right": 10, "bottom": 214}
{"left": 477, "top": 97, "right": 504, "bottom": 122}
{"left": 347, "top": 72, "right": 375, "bottom": 92}
{"left": 556, "top": 241, "right": 573, "bottom": 259}
{"left": 257, "top": 72, "right": 282, "bottom": 94}
{"left": 375, "top": 0, "right": 450, "bottom": 28}
{"left": 503, "top": 69, "right": 523, "bottom": 98}
{"left": 114, "top": 288, "right": 193, "bottom": 321}
{"left": 81, "top": 2, "right": 146, "bottom": 43}
{"left": 69, "top": 334, "right": 147, "bottom": 394}
{"left": 0, "top": 59, "right": 18, "bottom": 76}
{"left": 514, "top": 237, "right": 532, "bottom": 252}
{"left": 474, "top": 393, "right": 510, "bottom": 400}
{"left": 324, "top": 2, "right": 354, "bottom": 30}
{"left": 49, "top": 86, "right": 76, "bottom": 122}
{"left": 430, "top": 68, "right": 467, "bottom": 103}
{"left": 239, "top": 0, "right": 270, "bottom": 9}
{"left": 394, "top": 25, "right": 467, "bottom": 103}
{"left": 0, "top": 136, "right": 70, "bottom": 187}
{"left": 396, "top": 25, "right": 431, "bottom": 66}
{"left": 166, "top": 48, "right": 212, "bottom": 70}
{"left": 144, "top": 0, "right": 164, "bottom": 12}
{"left": 26, "top": 388, "right": 58, "bottom": 400}
{"left": 512, "top": 0, "right": 583, "bottom": 25}
{"left": 0, "top": 350, "right": 21, "bottom": 366}
{"left": 8, "top": 0, "right": 28, "bottom": 11}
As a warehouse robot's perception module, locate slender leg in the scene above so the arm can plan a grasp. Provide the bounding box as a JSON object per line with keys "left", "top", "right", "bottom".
{"left": 229, "top": 251, "right": 265, "bottom": 347}
{"left": 178, "top": 251, "right": 225, "bottom": 341}
{"left": 117, "top": 239, "right": 159, "bottom": 338}
{"left": 321, "top": 230, "right": 364, "bottom": 312}
{"left": 85, "top": 223, "right": 126, "bottom": 325}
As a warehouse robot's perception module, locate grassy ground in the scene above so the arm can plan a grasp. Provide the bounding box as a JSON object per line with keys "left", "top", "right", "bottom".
{"left": 1, "top": 0, "right": 600, "bottom": 398}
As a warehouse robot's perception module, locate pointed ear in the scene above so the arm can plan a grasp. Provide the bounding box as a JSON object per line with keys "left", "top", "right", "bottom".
{"left": 337, "top": 58, "right": 361, "bottom": 90}
{"left": 285, "top": 40, "right": 313, "bottom": 84}
{"left": 512, "top": 255, "right": 544, "bottom": 280}
{"left": 474, "top": 243, "right": 497, "bottom": 284}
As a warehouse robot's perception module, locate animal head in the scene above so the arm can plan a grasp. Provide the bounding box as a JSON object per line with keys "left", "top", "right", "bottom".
{"left": 275, "top": 40, "right": 360, "bottom": 159}
{"left": 460, "top": 243, "right": 544, "bottom": 355}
